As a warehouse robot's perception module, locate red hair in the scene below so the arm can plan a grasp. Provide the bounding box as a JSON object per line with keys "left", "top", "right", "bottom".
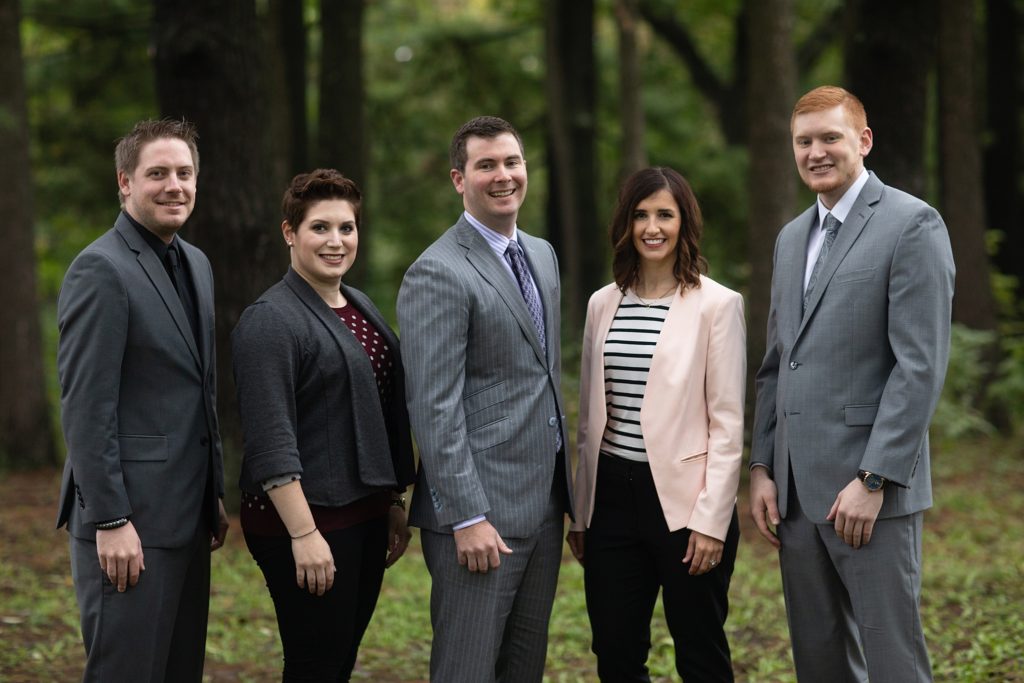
{"left": 791, "top": 86, "right": 868, "bottom": 131}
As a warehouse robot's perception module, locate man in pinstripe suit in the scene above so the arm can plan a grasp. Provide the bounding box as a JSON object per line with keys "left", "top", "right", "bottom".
{"left": 397, "top": 116, "right": 573, "bottom": 681}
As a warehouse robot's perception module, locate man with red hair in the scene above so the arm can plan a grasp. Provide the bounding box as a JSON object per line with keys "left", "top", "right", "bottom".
{"left": 750, "top": 86, "right": 954, "bottom": 682}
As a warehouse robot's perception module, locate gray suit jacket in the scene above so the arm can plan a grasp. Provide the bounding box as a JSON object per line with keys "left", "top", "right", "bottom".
{"left": 56, "top": 212, "right": 224, "bottom": 548}
{"left": 751, "top": 173, "right": 955, "bottom": 523}
{"left": 397, "top": 216, "right": 573, "bottom": 538}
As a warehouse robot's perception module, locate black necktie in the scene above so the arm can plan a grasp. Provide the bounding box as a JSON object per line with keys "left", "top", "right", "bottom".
{"left": 803, "top": 213, "right": 841, "bottom": 313}
{"left": 166, "top": 244, "right": 200, "bottom": 345}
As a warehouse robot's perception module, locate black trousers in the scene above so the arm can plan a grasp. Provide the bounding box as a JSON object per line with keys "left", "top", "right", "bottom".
{"left": 244, "top": 514, "right": 388, "bottom": 682}
{"left": 584, "top": 453, "right": 740, "bottom": 682}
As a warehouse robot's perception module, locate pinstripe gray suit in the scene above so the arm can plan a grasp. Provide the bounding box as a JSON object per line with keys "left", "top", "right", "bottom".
{"left": 398, "top": 215, "right": 572, "bottom": 681}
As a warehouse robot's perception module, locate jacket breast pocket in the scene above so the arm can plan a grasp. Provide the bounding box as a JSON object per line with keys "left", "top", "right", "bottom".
{"left": 843, "top": 404, "right": 879, "bottom": 426}
{"left": 118, "top": 435, "right": 169, "bottom": 461}
{"left": 833, "top": 267, "right": 876, "bottom": 285}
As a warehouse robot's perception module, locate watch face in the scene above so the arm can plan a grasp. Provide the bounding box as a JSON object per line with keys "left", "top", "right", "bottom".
{"left": 863, "top": 473, "right": 884, "bottom": 491}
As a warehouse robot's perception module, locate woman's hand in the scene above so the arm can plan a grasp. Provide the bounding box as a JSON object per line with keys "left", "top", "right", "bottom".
{"left": 385, "top": 505, "right": 412, "bottom": 568}
{"left": 683, "top": 530, "right": 724, "bottom": 576}
{"left": 567, "top": 530, "right": 585, "bottom": 565}
{"left": 291, "top": 530, "right": 335, "bottom": 595}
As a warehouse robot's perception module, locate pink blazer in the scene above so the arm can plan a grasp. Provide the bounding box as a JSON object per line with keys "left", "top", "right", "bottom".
{"left": 570, "top": 277, "right": 746, "bottom": 541}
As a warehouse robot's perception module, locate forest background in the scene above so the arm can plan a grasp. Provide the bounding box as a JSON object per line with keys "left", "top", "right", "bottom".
{"left": 0, "top": 0, "right": 1022, "bottom": 680}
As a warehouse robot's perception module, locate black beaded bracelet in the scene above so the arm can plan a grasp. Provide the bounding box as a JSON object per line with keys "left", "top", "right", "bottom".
{"left": 95, "top": 517, "right": 129, "bottom": 530}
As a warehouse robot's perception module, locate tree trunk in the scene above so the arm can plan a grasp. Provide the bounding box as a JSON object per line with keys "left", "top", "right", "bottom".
{"left": 265, "top": 0, "right": 307, "bottom": 192}
{"left": 615, "top": 0, "right": 647, "bottom": 182}
{"left": 0, "top": 0, "right": 58, "bottom": 468}
{"left": 545, "top": 0, "right": 600, "bottom": 337}
{"left": 153, "top": 0, "right": 281, "bottom": 502}
{"left": 985, "top": 0, "right": 1022, "bottom": 285}
{"left": 317, "top": 0, "right": 368, "bottom": 286}
{"left": 746, "top": 0, "right": 796, "bottom": 422}
{"left": 844, "top": 0, "right": 935, "bottom": 199}
{"left": 939, "top": 0, "right": 998, "bottom": 332}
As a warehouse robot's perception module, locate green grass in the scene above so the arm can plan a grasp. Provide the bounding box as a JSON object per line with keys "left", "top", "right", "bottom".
{"left": 2, "top": 435, "right": 1022, "bottom": 682}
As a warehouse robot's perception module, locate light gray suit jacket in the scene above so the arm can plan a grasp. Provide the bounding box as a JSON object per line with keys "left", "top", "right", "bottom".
{"left": 751, "top": 173, "right": 954, "bottom": 523}
{"left": 397, "top": 216, "right": 573, "bottom": 538}
{"left": 56, "top": 212, "right": 224, "bottom": 548}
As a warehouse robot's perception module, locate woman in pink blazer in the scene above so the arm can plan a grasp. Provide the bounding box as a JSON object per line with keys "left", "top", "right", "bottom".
{"left": 567, "top": 167, "right": 745, "bottom": 681}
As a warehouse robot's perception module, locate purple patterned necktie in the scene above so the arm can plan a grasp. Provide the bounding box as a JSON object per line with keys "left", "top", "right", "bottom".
{"left": 505, "top": 240, "right": 547, "bottom": 351}
{"left": 506, "top": 239, "right": 562, "bottom": 452}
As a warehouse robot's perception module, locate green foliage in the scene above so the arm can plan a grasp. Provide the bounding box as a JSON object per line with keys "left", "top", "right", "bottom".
{"left": 6, "top": 445, "right": 1024, "bottom": 681}
{"left": 932, "top": 322, "right": 1024, "bottom": 440}
{"left": 932, "top": 324, "right": 999, "bottom": 440}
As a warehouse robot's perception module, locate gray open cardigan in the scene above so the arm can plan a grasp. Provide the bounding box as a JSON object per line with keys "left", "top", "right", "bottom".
{"left": 232, "top": 268, "right": 415, "bottom": 505}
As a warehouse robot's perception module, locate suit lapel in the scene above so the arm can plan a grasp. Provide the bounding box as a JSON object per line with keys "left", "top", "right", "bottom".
{"left": 456, "top": 221, "right": 548, "bottom": 366}
{"left": 798, "top": 176, "right": 880, "bottom": 335}
{"left": 115, "top": 216, "right": 202, "bottom": 368}
{"left": 648, "top": 284, "right": 692, "bottom": 384}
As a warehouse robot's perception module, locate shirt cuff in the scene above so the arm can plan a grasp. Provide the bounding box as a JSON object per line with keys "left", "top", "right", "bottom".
{"left": 261, "top": 473, "right": 301, "bottom": 492}
{"left": 452, "top": 515, "right": 486, "bottom": 531}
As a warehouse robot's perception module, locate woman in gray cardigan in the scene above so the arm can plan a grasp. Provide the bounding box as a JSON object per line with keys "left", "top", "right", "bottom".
{"left": 232, "top": 169, "right": 415, "bottom": 681}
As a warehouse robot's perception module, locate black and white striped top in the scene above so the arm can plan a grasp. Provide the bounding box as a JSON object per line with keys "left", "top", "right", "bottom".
{"left": 601, "top": 290, "right": 673, "bottom": 462}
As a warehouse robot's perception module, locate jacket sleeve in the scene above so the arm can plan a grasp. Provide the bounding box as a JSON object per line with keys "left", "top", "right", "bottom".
{"left": 397, "top": 256, "right": 489, "bottom": 527}
{"left": 687, "top": 291, "right": 747, "bottom": 541}
{"left": 57, "top": 251, "right": 132, "bottom": 524}
{"left": 860, "top": 206, "right": 954, "bottom": 484}
{"left": 232, "top": 301, "right": 304, "bottom": 484}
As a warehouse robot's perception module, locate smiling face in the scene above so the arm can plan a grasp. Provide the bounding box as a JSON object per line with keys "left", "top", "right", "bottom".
{"left": 792, "top": 104, "right": 873, "bottom": 207}
{"left": 118, "top": 137, "right": 197, "bottom": 242}
{"left": 451, "top": 133, "right": 527, "bottom": 236}
{"left": 631, "top": 188, "right": 681, "bottom": 271}
{"left": 283, "top": 199, "right": 358, "bottom": 296}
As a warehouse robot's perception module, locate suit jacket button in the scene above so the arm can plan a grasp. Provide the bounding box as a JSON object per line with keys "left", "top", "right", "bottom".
{"left": 789, "top": 361, "right": 800, "bottom": 370}
{"left": 548, "top": 417, "right": 558, "bottom": 427}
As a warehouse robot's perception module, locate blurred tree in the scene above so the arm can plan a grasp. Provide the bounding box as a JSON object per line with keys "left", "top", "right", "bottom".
{"left": 614, "top": 0, "right": 647, "bottom": 182}
{"left": 0, "top": 0, "right": 58, "bottom": 468}
{"left": 153, "top": 0, "right": 282, "bottom": 489}
{"left": 545, "top": 0, "right": 600, "bottom": 334}
{"left": 265, "top": 0, "right": 308, "bottom": 192}
{"left": 637, "top": 0, "right": 749, "bottom": 146}
{"left": 844, "top": 0, "right": 935, "bottom": 199}
{"left": 939, "top": 0, "right": 998, "bottom": 334}
{"left": 746, "top": 0, "right": 796, "bottom": 416}
{"left": 985, "top": 0, "right": 1022, "bottom": 289}
{"left": 318, "top": 0, "right": 368, "bottom": 285}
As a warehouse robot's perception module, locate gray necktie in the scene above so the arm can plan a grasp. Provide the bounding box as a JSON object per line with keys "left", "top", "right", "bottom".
{"left": 504, "top": 240, "right": 547, "bottom": 352}
{"left": 803, "top": 213, "right": 841, "bottom": 313}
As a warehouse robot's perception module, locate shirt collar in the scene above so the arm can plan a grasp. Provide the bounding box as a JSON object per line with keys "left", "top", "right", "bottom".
{"left": 124, "top": 210, "right": 178, "bottom": 259}
{"left": 817, "top": 168, "right": 870, "bottom": 227}
{"left": 463, "top": 211, "right": 520, "bottom": 256}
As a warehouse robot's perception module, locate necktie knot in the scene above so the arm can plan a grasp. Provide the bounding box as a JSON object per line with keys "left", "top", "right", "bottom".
{"left": 823, "top": 212, "right": 841, "bottom": 236}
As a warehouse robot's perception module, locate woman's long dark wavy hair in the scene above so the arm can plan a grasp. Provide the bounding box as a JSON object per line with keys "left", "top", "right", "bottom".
{"left": 609, "top": 166, "right": 707, "bottom": 293}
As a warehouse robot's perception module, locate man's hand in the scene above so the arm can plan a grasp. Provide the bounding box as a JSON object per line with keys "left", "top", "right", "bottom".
{"left": 454, "top": 520, "right": 512, "bottom": 573}
{"left": 211, "top": 499, "right": 229, "bottom": 551}
{"left": 567, "top": 530, "right": 585, "bottom": 565}
{"left": 750, "top": 466, "right": 782, "bottom": 549}
{"left": 96, "top": 522, "right": 145, "bottom": 592}
{"left": 683, "top": 530, "right": 724, "bottom": 575}
{"left": 291, "top": 530, "right": 336, "bottom": 596}
{"left": 385, "top": 505, "right": 412, "bottom": 568}
{"left": 827, "top": 478, "right": 884, "bottom": 549}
